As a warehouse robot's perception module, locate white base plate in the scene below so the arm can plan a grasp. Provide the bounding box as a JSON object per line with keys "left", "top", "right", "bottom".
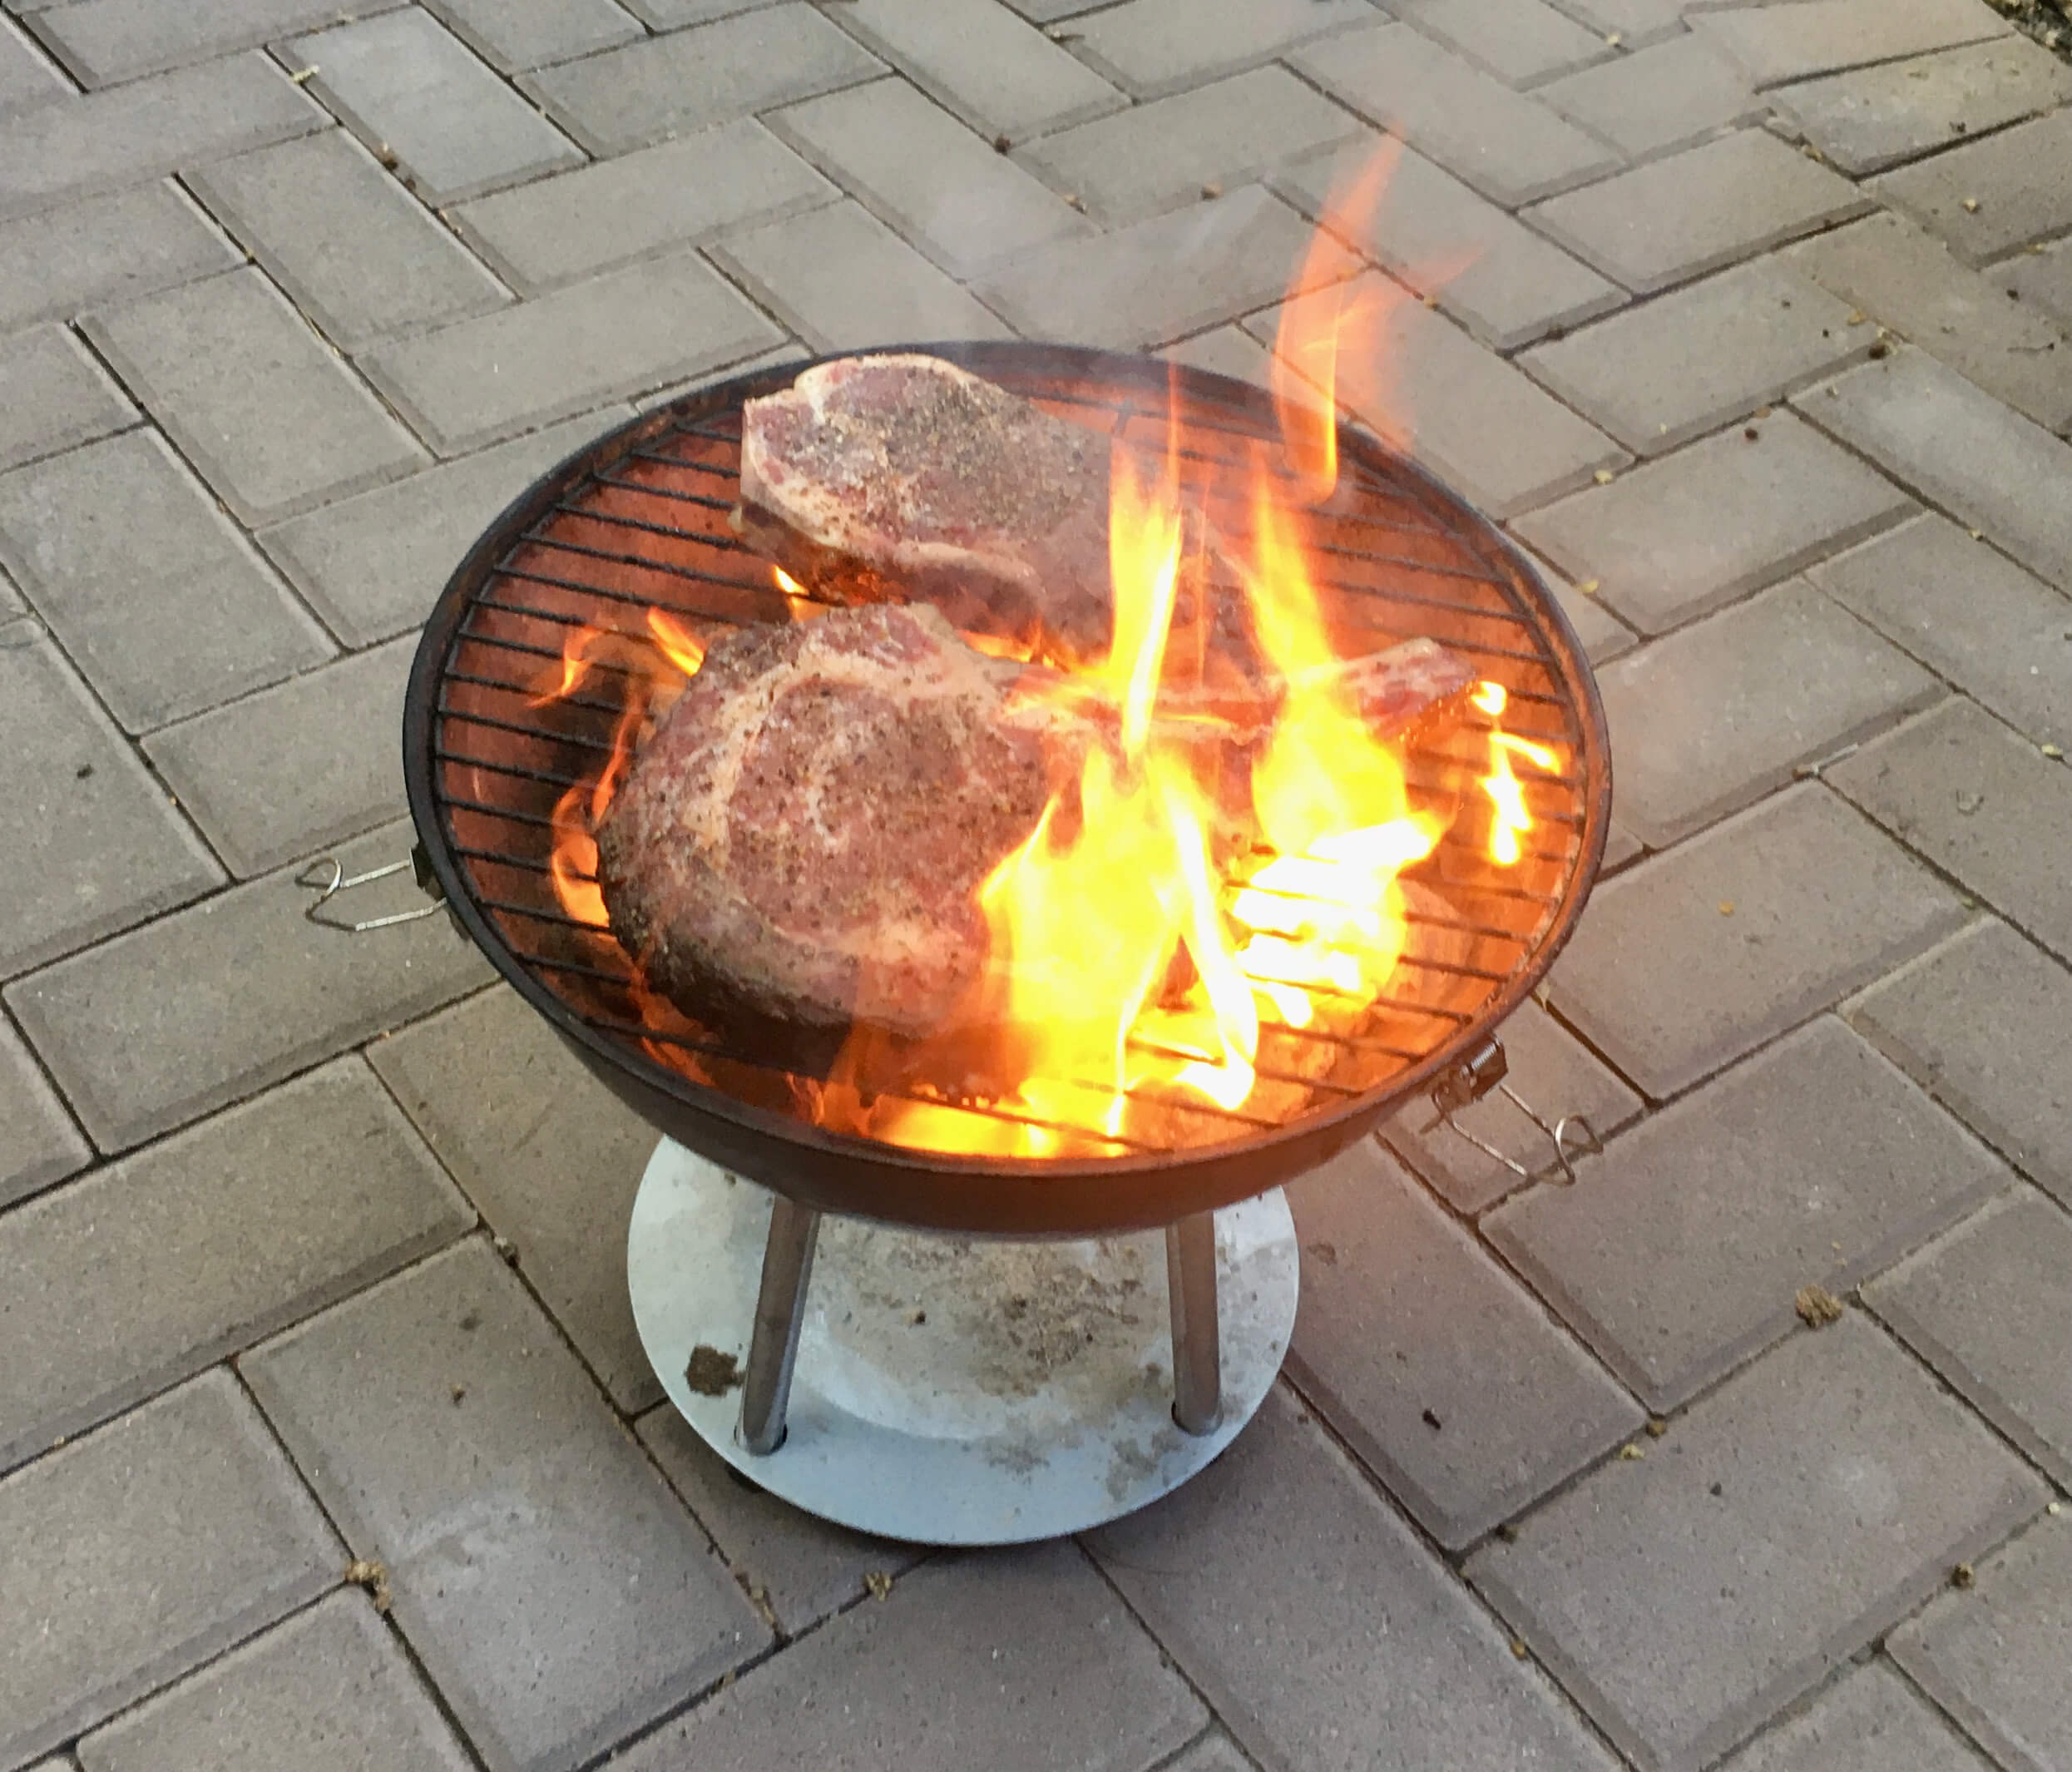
{"left": 626, "top": 1140, "right": 1299, "bottom": 1546}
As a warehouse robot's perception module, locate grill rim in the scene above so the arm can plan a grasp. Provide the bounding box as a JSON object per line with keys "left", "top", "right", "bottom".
{"left": 403, "top": 341, "right": 1613, "bottom": 1233}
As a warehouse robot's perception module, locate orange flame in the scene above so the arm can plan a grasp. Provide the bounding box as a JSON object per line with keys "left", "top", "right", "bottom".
{"left": 538, "top": 618, "right": 707, "bottom": 932}
{"left": 771, "top": 564, "right": 826, "bottom": 622}
{"left": 1470, "top": 681, "right": 1557, "bottom": 866}
{"left": 527, "top": 134, "right": 1561, "bottom": 1156}
{"left": 1272, "top": 138, "right": 1402, "bottom": 504}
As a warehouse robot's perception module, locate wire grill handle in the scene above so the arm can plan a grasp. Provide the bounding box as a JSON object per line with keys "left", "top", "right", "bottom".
{"left": 297, "top": 844, "right": 449, "bottom": 933}
{"left": 1415, "top": 1037, "right": 1600, "bottom": 1186}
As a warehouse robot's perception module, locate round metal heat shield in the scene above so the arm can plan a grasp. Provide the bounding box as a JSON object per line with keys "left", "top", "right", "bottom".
{"left": 627, "top": 1142, "right": 1298, "bottom": 1543}
{"left": 403, "top": 342, "right": 1611, "bottom": 1235}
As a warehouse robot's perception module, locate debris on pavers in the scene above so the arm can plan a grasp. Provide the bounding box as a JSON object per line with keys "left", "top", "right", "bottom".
{"left": 1795, "top": 1284, "right": 1847, "bottom": 1327}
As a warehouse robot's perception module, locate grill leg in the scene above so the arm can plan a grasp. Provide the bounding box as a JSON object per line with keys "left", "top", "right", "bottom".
{"left": 1165, "top": 1212, "right": 1222, "bottom": 1436}
{"left": 739, "top": 1197, "right": 820, "bottom": 1456}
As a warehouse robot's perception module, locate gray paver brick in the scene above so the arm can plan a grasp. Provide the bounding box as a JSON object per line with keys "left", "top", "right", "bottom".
{"left": 0, "top": 1057, "right": 472, "bottom": 1473}
{"left": 242, "top": 1240, "right": 770, "bottom": 1772}
{"left": 615, "top": 0, "right": 790, "bottom": 20}
{"left": 828, "top": 0, "right": 1124, "bottom": 141}
{"left": 27, "top": 0, "right": 402, "bottom": 88}
{"left": 77, "top": 1589, "right": 475, "bottom": 1772}
{"left": 1160, "top": 323, "right": 1273, "bottom": 386}
{"left": 1601, "top": 578, "right": 1941, "bottom": 847}
{"left": 1544, "top": 559, "right": 1641, "bottom": 662}
{"left": 1544, "top": 0, "right": 1683, "bottom": 48}
{"left": 421, "top": 0, "right": 641, "bottom": 75}
{"left": 1467, "top": 1316, "right": 2047, "bottom": 1772}
{"left": 4, "top": 819, "right": 491, "bottom": 1152}
{"left": 0, "top": 631, "right": 222, "bottom": 980}
{"left": 1395, "top": 0, "right": 1615, "bottom": 88}
{"left": 1770, "top": 37, "right": 2072, "bottom": 177}
{"left": 1812, "top": 514, "right": 2072, "bottom": 750}
{"left": 258, "top": 409, "right": 619, "bottom": 646}
{"left": 1788, "top": 213, "right": 2072, "bottom": 433}
{"left": 522, "top": 5, "right": 883, "bottom": 158}
{"left": 361, "top": 250, "right": 782, "bottom": 456}
{"left": 188, "top": 131, "right": 511, "bottom": 351}
{"left": 975, "top": 184, "right": 1357, "bottom": 349}
{"left": 0, "top": 428, "right": 334, "bottom": 732}
{"left": 1869, "top": 1185, "right": 2072, "bottom": 1487}
{"left": 452, "top": 121, "right": 833, "bottom": 295}
{"left": 1489, "top": 1017, "right": 2006, "bottom": 1409}
{"left": 1162, "top": 1733, "right": 1260, "bottom": 1772}
{"left": 0, "top": 52, "right": 324, "bottom": 223}
{"left": 1513, "top": 411, "right": 1913, "bottom": 636}
{"left": 1548, "top": 783, "right": 1970, "bottom": 1099}
{"left": 1274, "top": 137, "right": 1623, "bottom": 351}
{"left": 1245, "top": 270, "right": 1628, "bottom": 517}
{"left": 1382, "top": 996, "right": 1643, "bottom": 1214}
{"left": 1848, "top": 918, "right": 2072, "bottom": 1208}
{"left": 1286, "top": 1140, "right": 1644, "bottom": 1547}
{"left": 0, "top": 15, "right": 64, "bottom": 112}
{"left": 1525, "top": 127, "right": 1870, "bottom": 295}
{"left": 998, "top": 0, "right": 1100, "bottom": 19}
{"left": 282, "top": 10, "right": 582, "bottom": 206}
{"left": 1692, "top": 0, "right": 2008, "bottom": 87}
{"left": 1831, "top": 696, "right": 2072, "bottom": 963}
{"left": 774, "top": 76, "right": 1090, "bottom": 279}
{"left": 1889, "top": 1515, "right": 2072, "bottom": 1772}
{"left": 142, "top": 636, "right": 413, "bottom": 878}
{"left": 1291, "top": 22, "right": 1620, "bottom": 208}
{"left": 615, "top": 1544, "right": 1204, "bottom": 1772}
{"left": 366, "top": 984, "right": 660, "bottom": 1412}
{"left": 1799, "top": 351, "right": 2072, "bottom": 593}
{"left": 1014, "top": 66, "right": 1362, "bottom": 225}
{"left": 84, "top": 268, "right": 427, "bottom": 527}
{"left": 1067, "top": 0, "right": 1380, "bottom": 97}
{"left": 1998, "top": 237, "right": 2072, "bottom": 330}
{"left": 635, "top": 1405, "right": 922, "bottom": 1636}
{"left": 0, "top": 1370, "right": 343, "bottom": 1771}
{"left": 1719, "top": 1660, "right": 1994, "bottom": 1772}
{"left": 1869, "top": 107, "right": 2072, "bottom": 265}
{"left": 0, "top": 1012, "right": 87, "bottom": 1207}
{"left": 710, "top": 199, "right": 1011, "bottom": 353}
{"left": 1521, "top": 261, "right": 1869, "bottom": 457}
{"left": 0, "top": 182, "right": 238, "bottom": 332}
{"left": 0, "top": 320, "right": 136, "bottom": 474}
{"left": 1090, "top": 1386, "right": 1620, "bottom": 1772}
{"left": 1538, "top": 34, "right": 1762, "bottom": 161}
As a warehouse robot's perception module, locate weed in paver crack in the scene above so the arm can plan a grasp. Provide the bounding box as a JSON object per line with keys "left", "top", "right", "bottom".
{"left": 1997, "top": 0, "right": 2072, "bottom": 59}
{"left": 345, "top": 1557, "right": 392, "bottom": 1613}
{"left": 1794, "top": 1284, "right": 1846, "bottom": 1328}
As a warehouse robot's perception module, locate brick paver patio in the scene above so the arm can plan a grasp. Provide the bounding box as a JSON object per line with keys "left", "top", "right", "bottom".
{"left": 2, "top": 0, "right": 2069, "bottom": 1767}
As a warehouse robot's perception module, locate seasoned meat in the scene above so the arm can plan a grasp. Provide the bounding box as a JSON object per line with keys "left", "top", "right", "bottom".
{"left": 738, "top": 354, "right": 1118, "bottom": 665}
{"left": 596, "top": 601, "right": 1478, "bottom": 1055}
{"left": 596, "top": 602, "right": 1064, "bottom": 1046}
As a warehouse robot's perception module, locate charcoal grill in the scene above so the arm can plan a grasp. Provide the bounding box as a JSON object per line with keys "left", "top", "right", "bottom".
{"left": 394, "top": 342, "right": 1611, "bottom": 1542}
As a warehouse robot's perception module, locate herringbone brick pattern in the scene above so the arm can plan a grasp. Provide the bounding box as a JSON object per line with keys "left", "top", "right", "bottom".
{"left": 1, "top": 0, "right": 2068, "bottom": 1766}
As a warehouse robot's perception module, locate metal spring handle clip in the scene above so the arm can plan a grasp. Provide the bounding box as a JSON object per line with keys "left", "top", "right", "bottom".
{"left": 1417, "top": 1037, "right": 1600, "bottom": 1186}
{"left": 296, "top": 844, "right": 448, "bottom": 933}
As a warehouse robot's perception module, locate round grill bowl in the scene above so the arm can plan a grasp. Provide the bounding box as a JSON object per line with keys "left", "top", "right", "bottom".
{"left": 403, "top": 343, "right": 1612, "bottom": 1235}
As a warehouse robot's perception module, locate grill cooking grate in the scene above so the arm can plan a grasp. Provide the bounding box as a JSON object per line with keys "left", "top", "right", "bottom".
{"left": 412, "top": 346, "right": 1608, "bottom": 1173}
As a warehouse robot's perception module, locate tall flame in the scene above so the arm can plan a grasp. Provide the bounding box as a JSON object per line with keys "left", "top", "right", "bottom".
{"left": 1272, "top": 137, "right": 1402, "bottom": 506}
{"left": 527, "top": 133, "right": 1563, "bottom": 1157}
